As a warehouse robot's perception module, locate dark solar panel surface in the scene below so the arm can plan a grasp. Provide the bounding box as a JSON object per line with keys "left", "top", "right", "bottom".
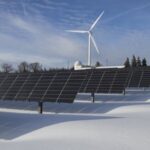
{"left": 0, "top": 67, "right": 149, "bottom": 103}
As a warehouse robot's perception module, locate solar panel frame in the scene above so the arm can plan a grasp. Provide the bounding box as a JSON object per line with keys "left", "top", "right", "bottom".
{"left": 96, "top": 71, "right": 117, "bottom": 93}
{"left": 14, "top": 73, "right": 31, "bottom": 100}
{"left": 128, "top": 70, "right": 143, "bottom": 87}
{"left": 2, "top": 74, "right": 19, "bottom": 100}
{"left": 0, "top": 67, "right": 150, "bottom": 104}
{"left": 139, "top": 70, "right": 150, "bottom": 87}
{"left": 57, "top": 70, "right": 87, "bottom": 103}
{"left": 109, "top": 70, "right": 129, "bottom": 93}
{"left": 29, "top": 72, "right": 56, "bottom": 101}
{"left": 0, "top": 74, "right": 18, "bottom": 100}
{"left": 84, "top": 70, "right": 104, "bottom": 93}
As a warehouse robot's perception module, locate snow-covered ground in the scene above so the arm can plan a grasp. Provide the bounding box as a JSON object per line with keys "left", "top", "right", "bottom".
{"left": 0, "top": 93, "right": 150, "bottom": 150}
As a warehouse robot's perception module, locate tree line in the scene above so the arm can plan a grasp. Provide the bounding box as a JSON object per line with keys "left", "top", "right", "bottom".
{"left": 0, "top": 62, "right": 69, "bottom": 73}
{"left": 0, "top": 56, "right": 149, "bottom": 73}
{"left": 124, "top": 55, "right": 148, "bottom": 68}
{"left": 94, "top": 56, "right": 148, "bottom": 68}
{"left": 0, "top": 62, "right": 42, "bottom": 73}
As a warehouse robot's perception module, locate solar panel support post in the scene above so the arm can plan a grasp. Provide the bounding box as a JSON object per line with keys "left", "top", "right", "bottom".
{"left": 91, "top": 92, "right": 95, "bottom": 103}
{"left": 123, "top": 88, "right": 125, "bottom": 95}
{"left": 38, "top": 101, "right": 43, "bottom": 114}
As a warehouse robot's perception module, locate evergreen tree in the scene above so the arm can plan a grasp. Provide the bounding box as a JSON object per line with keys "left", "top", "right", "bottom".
{"left": 137, "top": 56, "right": 142, "bottom": 67}
{"left": 142, "top": 58, "right": 147, "bottom": 67}
{"left": 131, "top": 55, "right": 137, "bottom": 67}
{"left": 124, "top": 57, "right": 130, "bottom": 68}
{"left": 95, "top": 61, "right": 101, "bottom": 67}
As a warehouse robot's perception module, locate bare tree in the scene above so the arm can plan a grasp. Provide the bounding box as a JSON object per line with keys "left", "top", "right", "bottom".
{"left": 29, "top": 62, "right": 42, "bottom": 72}
{"left": 1, "top": 63, "right": 14, "bottom": 73}
{"left": 18, "top": 61, "right": 29, "bottom": 73}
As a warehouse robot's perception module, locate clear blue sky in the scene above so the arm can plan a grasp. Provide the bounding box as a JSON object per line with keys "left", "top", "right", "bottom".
{"left": 0, "top": 0, "right": 150, "bottom": 68}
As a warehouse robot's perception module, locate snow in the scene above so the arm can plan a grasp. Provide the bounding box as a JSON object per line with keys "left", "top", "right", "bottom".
{"left": 0, "top": 93, "right": 150, "bottom": 150}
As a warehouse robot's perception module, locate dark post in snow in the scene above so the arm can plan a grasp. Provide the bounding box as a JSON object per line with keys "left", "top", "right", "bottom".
{"left": 91, "top": 92, "right": 95, "bottom": 103}
{"left": 38, "top": 101, "right": 43, "bottom": 114}
{"left": 123, "top": 88, "right": 126, "bottom": 95}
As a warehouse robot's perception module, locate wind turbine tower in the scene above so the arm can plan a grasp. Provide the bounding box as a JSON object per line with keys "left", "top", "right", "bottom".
{"left": 66, "top": 11, "right": 104, "bottom": 66}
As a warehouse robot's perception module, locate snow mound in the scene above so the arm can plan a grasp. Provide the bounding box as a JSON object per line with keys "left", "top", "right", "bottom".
{"left": 107, "top": 104, "right": 150, "bottom": 114}
{"left": 146, "top": 99, "right": 150, "bottom": 102}
{"left": 0, "top": 103, "right": 150, "bottom": 150}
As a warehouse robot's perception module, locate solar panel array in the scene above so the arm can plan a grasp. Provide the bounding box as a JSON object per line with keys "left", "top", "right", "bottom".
{"left": 140, "top": 70, "right": 150, "bottom": 87}
{"left": 79, "top": 69, "right": 129, "bottom": 94}
{"left": 0, "top": 67, "right": 149, "bottom": 103}
{"left": 127, "top": 68, "right": 150, "bottom": 88}
{"left": 0, "top": 71, "right": 86, "bottom": 103}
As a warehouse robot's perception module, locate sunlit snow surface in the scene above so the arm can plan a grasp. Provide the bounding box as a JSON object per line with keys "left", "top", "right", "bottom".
{"left": 0, "top": 94, "right": 150, "bottom": 150}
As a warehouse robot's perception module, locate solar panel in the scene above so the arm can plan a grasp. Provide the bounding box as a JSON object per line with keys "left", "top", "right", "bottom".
{"left": 97, "top": 71, "right": 117, "bottom": 93}
{"left": 2, "top": 74, "right": 28, "bottom": 100}
{"left": 128, "top": 70, "right": 143, "bottom": 87}
{"left": 42, "top": 71, "right": 71, "bottom": 102}
{"left": 0, "top": 74, "right": 18, "bottom": 100}
{"left": 84, "top": 70, "right": 104, "bottom": 93}
{"left": 1, "top": 71, "right": 86, "bottom": 103}
{"left": 0, "top": 67, "right": 149, "bottom": 106}
{"left": 78, "top": 69, "right": 131, "bottom": 94}
{"left": 78, "top": 70, "right": 91, "bottom": 93}
{"left": 0, "top": 74, "right": 6, "bottom": 85}
{"left": 15, "top": 73, "right": 42, "bottom": 100}
{"left": 29, "top": 72, "right": 56, "bottom": 101}
{"left": 57, "top": 70, "right": 87, "bottom": 103}
{"left": 139, "top": 70, "right": 150, "bottom": 87}
{"left": 0, "top": 74, "right": 8, "bottom": 98}
{"left": 109, "top": 70, "right": 129, "bottom": 93}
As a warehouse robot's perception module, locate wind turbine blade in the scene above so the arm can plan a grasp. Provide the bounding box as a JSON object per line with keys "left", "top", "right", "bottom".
{"left": 66, "top": 30, "right": 88, "bottom": 33}
{"left": 90, "top": 11, "right": 104, "bottom": 31}
{"left": 90, "top": 35, "right": 100, "bottom": 54}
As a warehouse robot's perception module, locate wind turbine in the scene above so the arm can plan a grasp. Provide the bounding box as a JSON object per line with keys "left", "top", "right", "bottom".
{"left": 66, "top": 11, "right": 104, "bottom": 66}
